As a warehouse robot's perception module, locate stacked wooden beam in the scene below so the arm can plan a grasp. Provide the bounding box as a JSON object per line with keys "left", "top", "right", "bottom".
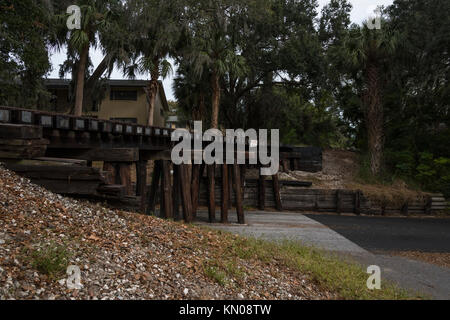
{"left": 430, "top": 194, "right": 448, "bottom": 212}
{"left": 2, "top": 158, "right": 112, "bottom": 196}
{"left": 0, "top": 124, "right": 49, "bottom": 159}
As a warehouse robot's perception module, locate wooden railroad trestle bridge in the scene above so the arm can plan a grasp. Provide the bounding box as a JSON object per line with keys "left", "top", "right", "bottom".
{"left": 1, "top": 106, "right": 446, "bottom": 220}
{"left": 0, "top": 106, "right": 290, "bottom": 225}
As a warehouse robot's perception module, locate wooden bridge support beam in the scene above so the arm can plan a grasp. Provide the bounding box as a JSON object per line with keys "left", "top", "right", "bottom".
{"left": 180, "top": 164, "right": 194, "bottom": 223}
{"left": 272, "top": 173, "right": 282, "bottom": 211}
{"left": 207, "top": 165, "right": 216, "bottom": 223}
{"left": 119, "top": 163, "right": 133, "bottom": 196}
{"left": 233, "top": 164, "right": 245, "bottom": 224}
{"left": 103, "top": 162, "right": 117, "bottom": 185}
{"left": 258, "top": 172, "right": 266, "bottom": 211}
{"left": 147, "top": 160, "right": 162, "bottom": 215}
{"left": 221, "top": 164, "right": 229, "bottom": 223}
{"left": 136, "top": 160, "right": 148, "bottom": 213}
{"left": 161, "top": 160, "right": 173, "bottom": 219}
{"left": 191, "top": 164, "right": 203, "bottom": 217}
{"left": 172, "top": 164, "right": 181, "bottom": 221}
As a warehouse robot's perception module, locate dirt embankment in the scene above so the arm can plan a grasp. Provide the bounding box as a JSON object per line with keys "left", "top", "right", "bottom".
{"left": 280, "top": 150, "right": 431, "bottom": 206}
{"left": 0, "top": 165, "right": 333, "bottom": 300}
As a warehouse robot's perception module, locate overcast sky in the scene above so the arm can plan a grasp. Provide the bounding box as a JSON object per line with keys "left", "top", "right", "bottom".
{"left": 48, "top": 0, "right": 394, "bottom": 100}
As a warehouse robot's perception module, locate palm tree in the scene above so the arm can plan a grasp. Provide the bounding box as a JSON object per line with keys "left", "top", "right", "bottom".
{"left": 186, "top": 0, "right": 248, "bottom": 129}
{"left": 343, "top": 20, "right": 398, "bottom": 175}
{"left": 57, "top": 0, "right": 117, "bottom": 116}
{"left": 123, "top": 0, "right": 184, "bottom": 126}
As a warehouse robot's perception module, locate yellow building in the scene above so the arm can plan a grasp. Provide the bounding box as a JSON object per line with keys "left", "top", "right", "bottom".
{"left": 45, "top": 79, "right": 169, "bottom": 127}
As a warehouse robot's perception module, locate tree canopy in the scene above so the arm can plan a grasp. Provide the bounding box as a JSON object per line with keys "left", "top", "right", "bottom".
{"left": 1, "top": 0, "right": 449, "bottom": 195}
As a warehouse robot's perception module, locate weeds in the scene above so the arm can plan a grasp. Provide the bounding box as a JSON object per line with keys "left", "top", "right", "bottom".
{"left": 25, "top": 241, "right": 71, "bottom": 280}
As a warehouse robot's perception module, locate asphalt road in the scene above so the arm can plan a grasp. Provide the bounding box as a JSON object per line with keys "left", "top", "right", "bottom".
{"left": 305, "top": 214, "right": 450, "bottom": 253}
{"left": 196, "top": 211, "right": 450, "bottom": 299}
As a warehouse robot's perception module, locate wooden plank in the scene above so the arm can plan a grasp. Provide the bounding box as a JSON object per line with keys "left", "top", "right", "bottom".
{"left": 33, "top": 157, "right": 87, "bottom": 166}
{"left": 272, "top": 174, "right": 282, "bottom": 211}
{"left": 280, "top": 181, "right": 313, "bottom": 188}
{"left": 31, "top": 179, "right": 101, "bottom": 195}
{"left": 147, "top": 161, "right": 162, "bottom": 215}
{"left": 221, "top": 164, "right": 229, "bottom": 223}
{"left": 97, "top": 184, "right": 126, "bottom": 198}
{"left": 233, "top": 164, "right": 245, "bottom": 224}
{"left": 46, "top": 148, "right": 139, "bottom": 162}
{"left": 4, "top": 164, "right": 108, "bottom": 182}
{"left": 0, "top": 124, "right": 42, "bottom": 139}
{"left": 207, "top": 165, "right": 216, "bottom": 223}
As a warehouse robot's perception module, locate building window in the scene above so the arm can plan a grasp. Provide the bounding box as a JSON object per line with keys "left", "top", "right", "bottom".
{"left": 110, "top": 118, "right": 137, "bottom": 124}
{"left": 92, "top": 100, "right": 99, "bottom": 112}
{"left": 110, "top": 90, "right": 138, "bottom": 101}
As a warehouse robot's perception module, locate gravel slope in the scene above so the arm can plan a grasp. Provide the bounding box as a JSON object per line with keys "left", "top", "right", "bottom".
{"left": 0, "top": 165, "right": 333, "bottom": 300}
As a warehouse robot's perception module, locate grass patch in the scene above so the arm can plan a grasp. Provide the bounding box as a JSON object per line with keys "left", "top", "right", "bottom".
{"left": 203, "top": 262, "right": 228, "bottom": 286}
{"left": 24, "top": 241, "right": 71, "bottom": 280}
{"left": 203, "top": 258, "right": 246, "bottom": 287}
{"left": 214, "top": 234, "right": 419, "bottom": 300}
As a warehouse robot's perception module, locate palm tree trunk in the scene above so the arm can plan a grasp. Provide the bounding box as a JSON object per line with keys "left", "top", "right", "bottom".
{"left": 365, "top": 63, "right": 384, "bottom": 176}
{"left": 211, "top": 71, "right": 220, "bottom": 129}
{"left": 147, "top": 63, "right": 160, "bottom": 126}
{"left": 74, "top": 44, "right": 90, "bottom": 117}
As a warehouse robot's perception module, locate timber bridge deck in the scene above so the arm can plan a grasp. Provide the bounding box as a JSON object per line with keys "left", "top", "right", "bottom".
{"left": 0, "top": 106, "right": 447, "bottom": 223}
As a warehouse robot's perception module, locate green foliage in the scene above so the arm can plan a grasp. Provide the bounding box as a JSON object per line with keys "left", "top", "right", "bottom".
{"left": 416, "top": 153, "right": 450, "bottom": 197}
{"left": 0, "top": 0, "right": 52, "bottom": 107}
{"left": 26, "top": 242, "right": 71, "bottom": 280}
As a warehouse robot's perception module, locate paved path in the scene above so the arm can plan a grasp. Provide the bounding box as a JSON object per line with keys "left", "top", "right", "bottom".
{"left": 305, "top": 214, "right": 450, "bottom": 252}
{"left": 195, "top": 211, "right": 450, "bottom": 299}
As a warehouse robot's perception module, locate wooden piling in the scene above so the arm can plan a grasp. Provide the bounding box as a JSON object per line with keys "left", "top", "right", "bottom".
{"left": 119, "top": 163, "right": 133, "bottom": 196}
{"left": 172, "top": 165, "right": 181, "bottom": 220}
{"left": 221, "top": 164, "right": 229, "bottom": 223}
{"left": 136, "top": 160, "right": 148, "bottom": 213}
{"left": 258, "top": 171, "right": 266, "bottom": 211}
{"left": 272, "top": 174, "right": 282, "bottom": 211}
{"left": 233, "top": 164, "right": 245, "bottom": 224}
{"left": 161, "top": 161, "right": 173, "bottom": 219}
{"left": 207, "top": 165, "right": 216, "bottom": 223}
{"left": 147, "top": 160, "right": 162, "bottom": 215}
{"left": 180, "top": 164, "right": 194, "bottom": 223}
{"left": 191, "top": 164, "right": 203, "bottom": 217}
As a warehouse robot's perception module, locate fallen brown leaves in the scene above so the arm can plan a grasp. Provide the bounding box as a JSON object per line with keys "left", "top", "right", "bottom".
{"left": 0, "top": 164, "right": 334, "bottom": 300}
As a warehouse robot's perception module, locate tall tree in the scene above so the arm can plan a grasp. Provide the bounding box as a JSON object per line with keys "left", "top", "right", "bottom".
{"left": 185, "top": 0, "right": 248, "bottom": 129}
{"left": 124, "top": 0, "right": 185, "bottom": 126}
{"left": 56, "top": 0, "right": 118, "bottom": 116}
{"left": 343, "top": 21, "right": 398, "bottom": 175}
{"left": 0, "top": 0, "right": 53, "bottom": 107}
